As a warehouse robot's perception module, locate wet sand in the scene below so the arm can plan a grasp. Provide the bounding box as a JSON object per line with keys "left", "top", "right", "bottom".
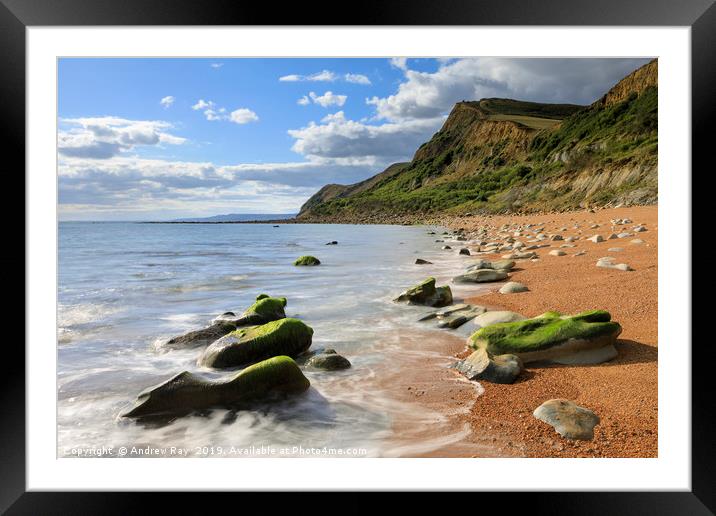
{"left": 387, "top": 206, "right": 657, "bottom": 457}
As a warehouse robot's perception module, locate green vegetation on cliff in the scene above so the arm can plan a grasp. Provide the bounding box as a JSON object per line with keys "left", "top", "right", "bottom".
{"left": 298, "top": 60, "right": 657, "bottom": 220}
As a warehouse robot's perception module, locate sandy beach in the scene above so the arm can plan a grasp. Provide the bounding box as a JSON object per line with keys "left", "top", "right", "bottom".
{"left": 389, "top": 205, "right": 657, "bottom": 458}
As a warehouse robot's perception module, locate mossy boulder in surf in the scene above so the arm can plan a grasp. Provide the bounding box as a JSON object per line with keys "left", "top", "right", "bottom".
{"left": 307, "top": 349, "right": 351, "bottom": 370}
{"left": 294, "top": 255, "right": 321, "bottom": 266}
{"left": 394, "top": 277, "right": 452, "bottom": 307}
{"left": 165, "top": 294, "right": 287, "bottom": 349}
{"left": 199, "top": 318, "right": 314, "bottom": 368}
{"left": 121, "top": 355, "right": 310, "bottom": 419}
{"left": 469, "top": 310, "right": 621, "bottom": 364}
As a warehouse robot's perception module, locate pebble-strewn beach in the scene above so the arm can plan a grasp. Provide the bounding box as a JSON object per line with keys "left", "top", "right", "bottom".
{"left": 390, "top": 205, "right": 657, "bottom": 457}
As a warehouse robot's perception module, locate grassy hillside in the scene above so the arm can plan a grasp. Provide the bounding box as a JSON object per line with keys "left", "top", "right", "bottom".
{"left": 298, "top": 60, "right": 657, "bottom": 221}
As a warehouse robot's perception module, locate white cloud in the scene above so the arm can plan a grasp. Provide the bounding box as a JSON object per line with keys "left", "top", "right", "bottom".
{"left": 306, "top": 91, "right": 347, "bottom": 108}
{"left": 369, "top": 57, "right": 652, "bottom": 121}
{"left": 58, "top": 117, "right": 186, "bottom": 159}
{"left": 193, "top": 99, "right": 258, "bottom": 123}
{"left": 389, "top": 57, "right": 409, "bottom": 71}
{"left": 288, "top": 110, "right": 443, "bottom": 162}
{"left": 160, "top": 95, "right": 175, "bottom": 108}
{"left": 210, "top": 63, "right": 223, "bottom": 69}
{"left": 297, "top": 95, "right": 310, "bottom": 106}
{"left": 279, "top": 69, "right": 337, "bottom": 82}
{"left": 344, "top": 73, "right": 371, "bottom": 85}
{"left": 229, "top": 108, "right": 259, "bottom": 124}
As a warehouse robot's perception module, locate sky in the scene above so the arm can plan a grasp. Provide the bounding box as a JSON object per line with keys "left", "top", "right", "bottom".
{"left": 58, "top": 57, "right": 652, "bottom": 221}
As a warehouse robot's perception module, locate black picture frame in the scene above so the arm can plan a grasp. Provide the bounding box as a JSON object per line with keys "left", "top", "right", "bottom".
{"left": 3, "top": 0, "right": 711, "bottom": 512}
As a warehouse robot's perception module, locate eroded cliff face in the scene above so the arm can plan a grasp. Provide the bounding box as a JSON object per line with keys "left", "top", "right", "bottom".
{"left": 298, "top": 60, "right": 658, "bottom": 221}
{"left": 594, "top": 59, "right": 658, "bottom": 108}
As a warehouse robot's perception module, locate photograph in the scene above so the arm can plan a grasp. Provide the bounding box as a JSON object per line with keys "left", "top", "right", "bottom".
{"left": 57, "top": 56, "right": 659, "bottom": 459}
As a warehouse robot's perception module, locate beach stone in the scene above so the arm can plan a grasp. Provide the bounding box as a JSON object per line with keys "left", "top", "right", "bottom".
{"left": 499, "top": 281, "right": 529, "bottom": 294}
{"left": 121, "top": 356, "right": 310, "bottom": 419}
{"left": 548, "top": 250, "right": 566, "bottom": 256}
{"left": 307, "top": 351, "right": 351, "bottom": 370}
{"left": 503, "top": 251, "right": 538, "bottom": 260}
{"left": 607, "top": 247, "right": 624, "bottom": 252}
{"left": 574, "top": 251, "right": 587, "bottom": 256}
{"left": 415, "top": 258, "right": 433, "bottom": 265}
{"left": 294, "top": 255, "right": 321, "bottom": 266}
{"left": 442, "top": 245, "right": 452, "bottom": 250}
{"left": 394, "top": 277, "right": 453, "bottom": 307}
{"left": 453, "top": 348, "right": 523, "bottom": 384}
{"left": 473, "top": 311, "right": 527, "bottom": 329}
{"left": 435, "top": 304, "right": 472, "bottom": 316}
{"left": 466, "top": 259, "right": 515, "bottom": 272}
{"left": 630, "top": 239, "right": 644, "bottom": 245}
{"left": 437, "top": 305, "right": 487, "bottom": 329}
{"left": 325, "top": 241, "right": 338, "bottom": 245}
{"left": 533, "top": 399, "right": 600, "bottom": 440}
{"left": 459, "top": 248, "right": 471, "bottom": 255}
{"left": 587, "top": 235, "right": 604, "bottom": 243}
{"left": 199, "top": 318, "right": 314, "bottom": 368}
{"left": 455, "top": 236, "right": 467, "bottom": 241}
{"left": 596, "top": 257, "right": 633, "bottom": 271}
{"left": 453, "top": 269, "right": 508, "bottom": 284}
{"left": 633, "top": 226, "right": 647, "bottom": 232}
{"left": 617, "top": 232, "right": 633, "bottom": 238}
{"left": 550, "top": 234, "right": 563, "bottom": 241}
{"left": 469, "top": 310, "right": 621, "bottom": 364}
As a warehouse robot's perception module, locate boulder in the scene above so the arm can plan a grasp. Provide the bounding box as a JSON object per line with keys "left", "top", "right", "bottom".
{"left": 436, "top": 305, "right": 487, "bottom": 329}
{"left": 469, "top": 310, "right": 621, "bottom": 364}
{"left": 453, "top": 269, "right": 508, "bottom": 283}
{"left": 499, "top": 281, "right": 529, "bottom": 294}
{"left": 394, "top": 277, "right": 453, "bottom": 307}
{"left": 459, "top": 248, "right": 471, "bottom": 256}
{"left": 164, "top": 294, "right": 289, "bottom": 350}
{"left": 121, "top": 355, "right": 310, "bottom": 419}
{"left": 453, "top": 348, "right": 523, "bottom": 384}
{"left": 415, "top": 258, "right": 433, "bottom": 265}
{"left": 473, "top": 311, "right": 527, "bottom": 329}
{"left": 533, "top": 399, "right": 600, "bottom": 440}
{"left": 307, "top": 350, "right": 351, "bottom": 370}
{"left": 294, "top": 255, "right": 321, "bottom": 266}
{"left": 199, "top": 318, "right": 314, "bottom": 368}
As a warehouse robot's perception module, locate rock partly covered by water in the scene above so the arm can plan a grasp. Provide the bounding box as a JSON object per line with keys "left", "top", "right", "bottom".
{"left": 453, "top": 348, "right": 524, "bottom": 384}
{"left": 533, "top": 399, "right": 600, "bottom": 440}
{"left": 163, "top": 294, "right": 288, "bottom": 349}
{"left": 199, "top": 318, "right": 314, "bottom": 368}
{"left": 415, "top": 258, "right": 432, "bottom": 265}
{"left": 294, "top": 255, "right": 321, "bottom": 266}
{"left": 469, "top": 310, "right": 621, "bottom": 364}
{"left": 121, "top": 355, "right": 310, "bottom": 419}
{"left": 394, "top": 277, "right": 453, "bottom": 307}
{"left": 307, "top": 349, "right": 351, "bottom": 370}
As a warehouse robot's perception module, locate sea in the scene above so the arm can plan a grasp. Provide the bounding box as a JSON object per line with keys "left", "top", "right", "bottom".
{"left": 58, "top": 221, "right": 488, "bottom": 457}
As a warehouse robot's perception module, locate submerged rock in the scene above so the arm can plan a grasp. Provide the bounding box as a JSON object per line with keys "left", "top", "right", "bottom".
{"left": 436, "top": 305, "right": 487, "bottom": 329}
{"left": 394, "top": 277, "right": 453, "bottom": 307}
{"left": 469, "top": 310, "right": 621, "bottom": 364}
{"left": 307, "top": 350, "right": 351, "bottom": 370}
{"left": 325, "top": 241, "right": 338, "bottom": 245}
{"left": 163, "top": 323, "right": 237, "bottom": 350}
{"left": 121, "top": 355, "right": 310, "bottom": 419}
{"left": 294, "top": 255, "right": 321, "bottom": 266}
{"left": 415, "top": 258, "right": 433, "bottom": 265}
{"left": 453, "top": 348, "right": 523, "bottom": 384}
{"left": 453, "top": 269, "right": 508, "bottom": 283}
{"left": 459, "top": 248, "right": 471, "bottom": 256}
{"left": 199, "top": 318, "right": 314, "bottom": 368}
{"left": 533, "top": 399, "right": 600, "bottom": 440}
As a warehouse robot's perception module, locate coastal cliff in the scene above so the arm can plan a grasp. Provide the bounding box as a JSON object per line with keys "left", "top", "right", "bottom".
{"left": 298, "top": 59, "right": 657, "bottom": 222}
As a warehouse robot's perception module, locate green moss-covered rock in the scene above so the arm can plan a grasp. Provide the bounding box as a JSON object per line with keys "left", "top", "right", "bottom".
{"left": 199, "top": 318, "right": 314, "bottom": 368}
{"left": 294, "top": 255, "right": 321, "bottom": 266}
{"left": 394, "top": 277, "right": 453, "bottom": 307}
{"left": 307, "top": 351, "right": 352, "bottom": 370}
{"left": 469, "top": 310, "right": 621, "bottom": 364}
{"left": 121, "top": 355, "right": 310, "bottom": 419}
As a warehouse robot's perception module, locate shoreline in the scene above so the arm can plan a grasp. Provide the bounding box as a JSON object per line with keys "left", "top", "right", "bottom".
{"left": 389, "top": 205, "right": 657, "bottom": 457}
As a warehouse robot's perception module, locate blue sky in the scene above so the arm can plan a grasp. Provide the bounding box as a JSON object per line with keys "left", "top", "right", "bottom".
{"left": 58, "top": 57, "right": 651, "bottom": 220}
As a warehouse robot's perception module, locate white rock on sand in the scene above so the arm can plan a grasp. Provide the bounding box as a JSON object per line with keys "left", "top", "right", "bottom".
{"left": 548, "top": 250, "right": 566, "bottom": 256}
{"left": 499, "top": 281, "right": 529, "bottom": 294}
{"left": 596, "top": 257, "right": 633, "bottom": 271}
